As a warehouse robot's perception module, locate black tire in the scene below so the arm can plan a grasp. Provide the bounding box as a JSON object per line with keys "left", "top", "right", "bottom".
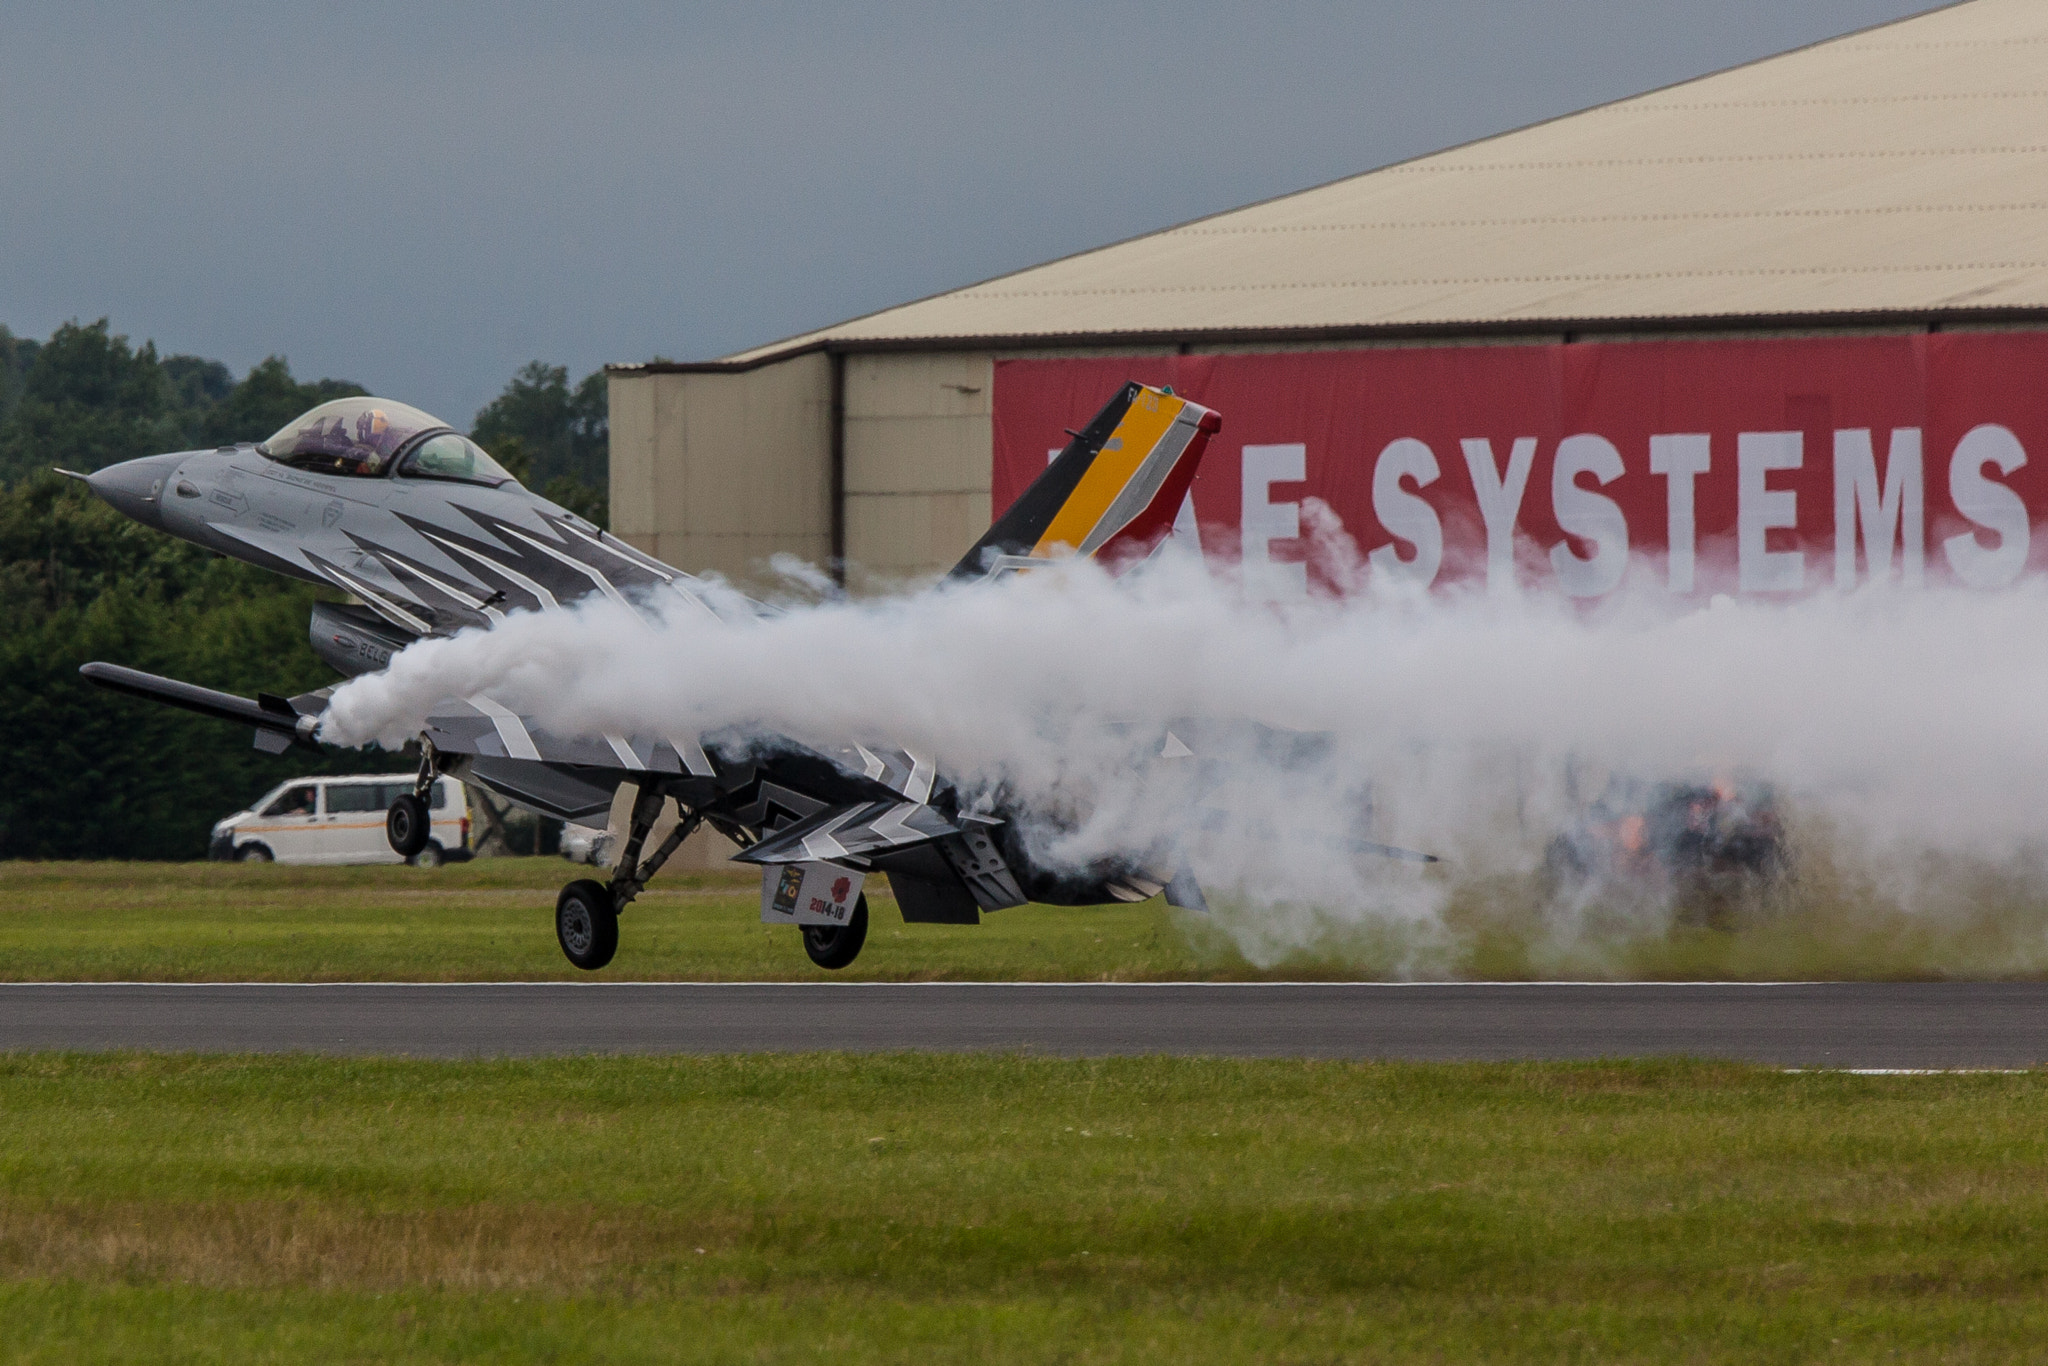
{"left": 556, "top": 879, "right": 619, "bottom": 971}
{"left": 409, "top": 842, "right": 444, "bottom": 869}
{"left": 234, "top": 843, "right": 274, "bottom": 863}
{"left": 802, "top": 893, "right": 869, "bottom": 970}
{"left": 386, "top": 794, "right": 430, "bottom": 858}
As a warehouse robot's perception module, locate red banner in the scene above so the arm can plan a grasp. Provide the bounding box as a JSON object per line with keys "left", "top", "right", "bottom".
{"left": 992, "top": 335, "right": 2048, "bottom": 597}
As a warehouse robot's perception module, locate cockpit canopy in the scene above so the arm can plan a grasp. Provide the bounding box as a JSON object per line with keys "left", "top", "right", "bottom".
{"left": 258, "top": 397, "right": 516, "bottom": 486}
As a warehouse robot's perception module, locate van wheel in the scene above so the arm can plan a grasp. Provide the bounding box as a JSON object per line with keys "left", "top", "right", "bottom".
{"left": 801, "top": 894, "right": 869, "bottom": 970}
{"left": 386, "top": 794, "right": 430, "bottom": 857}
{"left": 235, "top": 843, "right": 274, "bottom": 863}
{"left": 410, "top": 842, "right": 444, "bottom": 869}
{"left": 556, "top": 879, "right": 618, "bottom": 971}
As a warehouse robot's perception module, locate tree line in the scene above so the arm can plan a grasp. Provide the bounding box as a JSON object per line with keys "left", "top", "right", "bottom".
{"left": 0, "top": 319, "right": 610, "bottom": 859}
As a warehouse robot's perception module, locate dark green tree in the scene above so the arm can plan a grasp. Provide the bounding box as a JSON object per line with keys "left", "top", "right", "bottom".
{"left": 0, "top": 320, "right": 175, "bottom": 485}
{"left": 160, "top": 354, "right": 234, "bottom": 415}
{"left": 199, "top": 356, "right": 366, "bottom": 447}
{"left": 0, "top": 325, "right": 381, "bottom": 858}
{"left": 470, "top": 362, "right": 608, "bottom": 525}
{"left": 0, "top": 325, "right": 39, "bottom": 429}
{"left": 0, "top": 473, "right": 386, "bottom": 860}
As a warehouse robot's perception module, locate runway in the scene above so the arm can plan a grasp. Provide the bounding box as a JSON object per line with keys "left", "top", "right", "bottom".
{"left": 2, "top": 982, "right": 2045, "bottom": 1066}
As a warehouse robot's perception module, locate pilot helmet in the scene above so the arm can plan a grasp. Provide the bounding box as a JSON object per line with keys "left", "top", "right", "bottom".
{"left": 354, "top": 408, "right": 392, "bottom": 470}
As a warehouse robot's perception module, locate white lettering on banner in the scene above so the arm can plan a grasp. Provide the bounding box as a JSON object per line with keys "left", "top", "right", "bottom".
{"left": 1459, "top": 437, "right": 1537, "bottom": 594}
{"left": 1833, "top": 428, "right": 1924, "bottom": 589}
{"left": 1738, "top": 431, "right": 1805, "bottom": 593}
{"left": 1549, "top": 434, "right": 1629, "bottom": 597}
{"left": 1648, "top": 434, "right": 1711, "bottom": 593}
{"left": 1944, "top": 424, "right": 2030, "bottom": 589}
{"left": 1241, "top": 443, "right": 1307, "bottom": 598}
{"left": 1367, "top": 438, "right": 1442, "bottom": 586}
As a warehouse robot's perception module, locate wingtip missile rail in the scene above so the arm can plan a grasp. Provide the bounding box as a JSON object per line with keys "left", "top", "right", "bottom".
{"left": 79, "top": 662, "right": 326, "bottom": 753}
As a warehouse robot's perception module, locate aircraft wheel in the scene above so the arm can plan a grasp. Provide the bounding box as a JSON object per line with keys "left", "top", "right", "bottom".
{"left": 801, "top": 893, "right": 869, "bottom": 970}
{"left": 556, "top": 879, "right": 618, "bottom": 971}
{"left": 235, "top": 843, "right": 274, "bottom": 863}
{"left": 409, "top": 842, "right": 444, "bottom": 869}
{"left": 386, "top": 794, "right": 430, "bottom": 858}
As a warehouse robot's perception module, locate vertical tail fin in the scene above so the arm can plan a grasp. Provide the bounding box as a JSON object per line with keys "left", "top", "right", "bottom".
{"left": 950, "top": 382, "right": 1221, "bottom": 580}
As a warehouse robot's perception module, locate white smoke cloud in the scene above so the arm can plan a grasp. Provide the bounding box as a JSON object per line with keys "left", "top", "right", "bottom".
{"left": 319, "top": 547, "right": 2048, "bottom": 972}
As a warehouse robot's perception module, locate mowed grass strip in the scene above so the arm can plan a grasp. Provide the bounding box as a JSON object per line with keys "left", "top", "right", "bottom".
{"left": 11, "top": 857, "right": 2048, "bottom": 982}
{"left": 0, "top": 861, "right": 1225, "bottom": 982}
{"left": 1, "top": 1055, "right": 2045, "bottom": 1363}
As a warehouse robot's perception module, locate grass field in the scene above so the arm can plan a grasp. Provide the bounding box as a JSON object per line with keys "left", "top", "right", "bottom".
{"left": 1, "top": 1054, "right": 2044, "bottom": 1363}
{"left": 7, "top": 858, "right": 2048, "bottom": 981}
{"left": 0, "top": 860, "right": 1219, "bottom": 981}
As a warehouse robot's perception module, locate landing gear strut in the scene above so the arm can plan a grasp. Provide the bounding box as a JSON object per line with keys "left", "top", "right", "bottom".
{"left": 554, "top": 782, "right": 700, "bottom": 972}
{"left": 387, "top": 740, "right": 443, "bottom": 859}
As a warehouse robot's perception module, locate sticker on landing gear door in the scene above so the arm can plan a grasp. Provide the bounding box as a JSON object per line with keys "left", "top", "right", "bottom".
{"left": 761, "top": 861, "right": 865, "bottom": 925}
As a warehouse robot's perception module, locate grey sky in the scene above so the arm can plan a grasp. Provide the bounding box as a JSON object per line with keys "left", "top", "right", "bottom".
{"left": 1, "top": 1, "right": 1940, "bottom": 425}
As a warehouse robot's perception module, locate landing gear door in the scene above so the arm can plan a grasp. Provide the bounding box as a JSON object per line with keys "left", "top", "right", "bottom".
{"left": 761, "top": 862, "right": 866, "bottom": 927}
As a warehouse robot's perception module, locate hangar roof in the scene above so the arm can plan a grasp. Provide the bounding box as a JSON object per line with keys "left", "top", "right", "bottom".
{"left": 691, "top": 0, "right": 2048, "bottom": 369}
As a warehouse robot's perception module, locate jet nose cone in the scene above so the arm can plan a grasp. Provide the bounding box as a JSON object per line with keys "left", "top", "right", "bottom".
{"left": 85, "top": 452, "right": 187, "bottom": 529}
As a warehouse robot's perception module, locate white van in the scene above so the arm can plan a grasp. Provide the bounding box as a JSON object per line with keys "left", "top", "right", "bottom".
{"left": 209, "top": 775, "right": 470, "bottom": 867}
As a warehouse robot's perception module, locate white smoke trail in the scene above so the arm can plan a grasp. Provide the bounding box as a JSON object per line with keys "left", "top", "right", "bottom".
{"left": 320, "top": 547, "right": 2048, "bottom": 970}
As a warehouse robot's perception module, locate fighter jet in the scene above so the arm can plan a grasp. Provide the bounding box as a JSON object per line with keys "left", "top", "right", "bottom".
{"left": 71, "top": 382, "right": 1227, "bottom": 971}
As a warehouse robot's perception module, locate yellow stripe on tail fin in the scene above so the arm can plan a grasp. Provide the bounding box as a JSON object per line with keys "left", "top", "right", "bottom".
{"left": 950, "top": 382, "right": 1221, "bottom": 580}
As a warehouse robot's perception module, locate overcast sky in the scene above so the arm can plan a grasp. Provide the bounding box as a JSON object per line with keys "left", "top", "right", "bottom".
{"left": 1, "top": 1, "right": 1942, "bottom": 425}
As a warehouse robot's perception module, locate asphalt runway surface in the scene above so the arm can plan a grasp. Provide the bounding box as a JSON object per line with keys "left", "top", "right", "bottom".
{"left": 2, "top": 982, "right": 2045, "bottom": 1066}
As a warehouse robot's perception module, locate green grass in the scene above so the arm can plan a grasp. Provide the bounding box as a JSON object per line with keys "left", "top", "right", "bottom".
{"left": 0, "top": 860, "right": 1224, "bottom": 981}
{"left": 10, "top": 855, "right": 2048, "bottom": 981}
{"left": 1, "top": 1053, "right": 2044, "bottom": 1362}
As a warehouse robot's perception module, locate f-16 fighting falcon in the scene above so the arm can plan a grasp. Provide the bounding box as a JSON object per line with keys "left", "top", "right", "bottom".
{"left": 69, "top": 382, "right": 1227, "bottom": 970}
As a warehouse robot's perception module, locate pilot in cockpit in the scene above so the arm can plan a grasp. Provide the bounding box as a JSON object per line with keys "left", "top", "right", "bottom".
{"left": 258, "top": 397, "right": 515, "bottom": 486}
{"left": 352, "top": 408, "right": 394, "bottom": 471}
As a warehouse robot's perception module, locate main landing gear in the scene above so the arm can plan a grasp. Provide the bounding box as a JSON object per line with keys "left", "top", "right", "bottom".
{"left": 555, "top": 879, "right": 617, "bottom": 970}
{"left": 539, "top": 778, "right": 877, "bottom": 973}
{"left": 387, "top": 742, "right": 440, "bottom": 858}
{"left": 554, "top": 784, "right": 700, "bottom": 973}
{"left": 801, "top": 894, "right": 870, "bottom": 970}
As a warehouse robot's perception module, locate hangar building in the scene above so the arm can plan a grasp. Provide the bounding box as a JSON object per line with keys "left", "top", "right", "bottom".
{"left": 607, "top": 0, "right": 2048, "bottom": 593}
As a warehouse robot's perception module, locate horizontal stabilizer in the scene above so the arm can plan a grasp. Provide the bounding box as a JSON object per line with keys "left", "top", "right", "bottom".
{"left": 1354, "top": 840, "right": 1440, "bottom": 864}
{"left": 732, "top": 799, "right": 960, "bottom": 866}
{"left": 1164, "top": 865, "right": 1208, "bottom": 912}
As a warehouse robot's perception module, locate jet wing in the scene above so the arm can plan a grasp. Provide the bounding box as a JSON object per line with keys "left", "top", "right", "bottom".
{"left": 419, "top": 697, "right": 717, "bottom": 778}
{"left": 79, "top": 659, "right": 954, "bottom": 842}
